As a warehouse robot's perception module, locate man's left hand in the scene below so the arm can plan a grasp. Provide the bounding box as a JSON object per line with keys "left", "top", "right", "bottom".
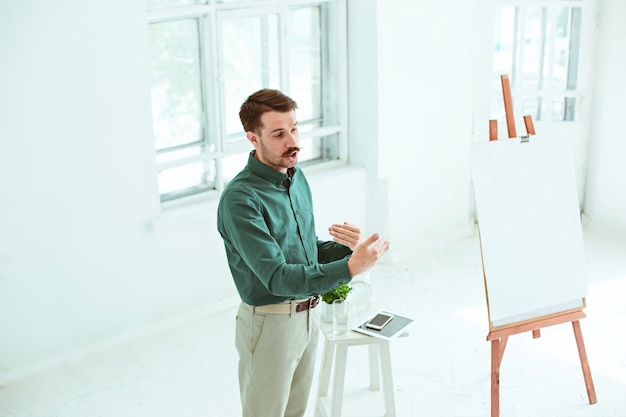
{"left": 329, "top": 222, "right": 361, "bottom": 251}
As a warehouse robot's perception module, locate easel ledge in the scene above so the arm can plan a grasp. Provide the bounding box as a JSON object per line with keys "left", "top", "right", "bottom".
{"left": 487, "top": 306, "right": 586, "bottom": 340}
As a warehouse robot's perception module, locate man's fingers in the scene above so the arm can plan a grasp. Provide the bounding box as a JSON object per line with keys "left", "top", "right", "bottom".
{"left": 331, "top": 223, "right": 359, "bottom": 235}
{"left": 336, "top": 229, "right": 358, "bottom": 239}
{"left": 341, "top": 222, "right": 359, "bottom": 232}
{"left": 358, "top": 233, "right": 380, "bottom": 249}
{"left": 375, "top": 238, "right": 390, "bottom": 253}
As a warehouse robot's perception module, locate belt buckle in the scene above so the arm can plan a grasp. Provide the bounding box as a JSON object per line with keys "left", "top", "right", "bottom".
{"left": 310, "top": 295, "right": 319, "bottom": 309}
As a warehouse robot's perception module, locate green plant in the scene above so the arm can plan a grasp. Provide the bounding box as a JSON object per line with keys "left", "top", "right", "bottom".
{"left": 320, "top": 284, "right": 352, "bottom": 304}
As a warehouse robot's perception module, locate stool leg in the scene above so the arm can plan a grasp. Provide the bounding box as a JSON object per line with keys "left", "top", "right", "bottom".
{"left": 331, "top": 344, "right": 348, "bottom": 417}
{"left": 318, "top": 340, "right": 334, "bottom": 397}
{"left": 368, "top": 344, "right": 381, "bottom": 390}
{"left": 379, "top": 342, "right": 396, "bottom": 417}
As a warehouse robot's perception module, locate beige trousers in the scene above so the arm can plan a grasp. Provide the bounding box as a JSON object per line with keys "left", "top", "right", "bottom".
{"left": 235, "top": 301, "right": 320, "bottom": 417}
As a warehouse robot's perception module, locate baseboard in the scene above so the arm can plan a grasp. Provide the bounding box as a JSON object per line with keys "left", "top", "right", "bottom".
{"left": 581, "top": 212, "right": 626, "bottom": 236}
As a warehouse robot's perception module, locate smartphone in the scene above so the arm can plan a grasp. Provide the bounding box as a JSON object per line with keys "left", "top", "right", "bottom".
{"left": 365, "top": 313, "right": 394, "bottom": 330}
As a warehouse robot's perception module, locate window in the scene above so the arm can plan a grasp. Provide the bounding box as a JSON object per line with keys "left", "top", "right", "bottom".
{"left": 147, "top": 0, "right": 346, "bottom": 202}
{"left": 492, "top": 1, "right": 583, "bottom": 123}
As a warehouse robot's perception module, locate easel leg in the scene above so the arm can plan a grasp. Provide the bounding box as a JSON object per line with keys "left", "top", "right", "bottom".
{"left": 491, "top": 339, "right": 501, "bottom": 417}
{"left": 572, "top": 320, "right": 597, "bottom": 404}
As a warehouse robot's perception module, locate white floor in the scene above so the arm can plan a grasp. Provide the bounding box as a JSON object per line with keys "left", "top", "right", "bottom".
{"left": 1, "top": 227, "right": 625, "bottom": 417}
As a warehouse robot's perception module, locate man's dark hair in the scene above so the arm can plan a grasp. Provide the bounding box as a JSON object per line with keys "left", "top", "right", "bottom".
{"left": 239, "top": 89, "right": 298, "bottom": 134}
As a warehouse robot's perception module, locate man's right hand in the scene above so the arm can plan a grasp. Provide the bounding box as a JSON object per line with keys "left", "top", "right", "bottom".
{"left": 346, "top": 233, "right": 390, "bottom": 277}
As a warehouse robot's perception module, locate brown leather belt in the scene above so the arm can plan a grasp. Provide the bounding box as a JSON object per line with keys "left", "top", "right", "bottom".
{"left": 295, "top": 295, "right": 320, "bottom": 312}
{"left": 247, "top": 295, "right": 320, "bottom": 314}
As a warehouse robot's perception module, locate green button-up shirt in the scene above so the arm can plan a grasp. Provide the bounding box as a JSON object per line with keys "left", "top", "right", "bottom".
{"left": 217, "top": 152, "right": 353, "bottom": 306}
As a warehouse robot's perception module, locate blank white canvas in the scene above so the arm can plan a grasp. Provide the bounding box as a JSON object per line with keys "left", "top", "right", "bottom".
{"left": 470, "top": 133, "right": 587, "bottom": 327}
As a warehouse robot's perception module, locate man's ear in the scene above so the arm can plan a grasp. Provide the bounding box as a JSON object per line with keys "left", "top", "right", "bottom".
{"left": 246, "top": 131, "right": 259, "bottom": 147}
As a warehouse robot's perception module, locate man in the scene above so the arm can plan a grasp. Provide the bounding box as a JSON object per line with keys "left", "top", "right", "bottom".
{"left": 217, "top": 88, "right": 390, "bottom": 417}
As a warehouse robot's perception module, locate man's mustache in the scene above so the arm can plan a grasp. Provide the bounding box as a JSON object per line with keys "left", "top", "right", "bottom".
{"left": 282, "top": 147, "right": 301, "bottom": 157}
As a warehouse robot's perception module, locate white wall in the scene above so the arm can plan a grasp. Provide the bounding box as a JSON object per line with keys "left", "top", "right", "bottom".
{"left": 348, "top": 0, "right": 492, "bottom": 260}
{"left": 584, "top": 0, "right": 626, "bottom": 232}
{"left": 0, "top": 0, "right": 223, "bottom": 379}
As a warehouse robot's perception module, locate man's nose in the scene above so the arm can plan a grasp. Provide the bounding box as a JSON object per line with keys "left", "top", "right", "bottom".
{"left": 285, "top": 132, "right": 298, "bottom": 147}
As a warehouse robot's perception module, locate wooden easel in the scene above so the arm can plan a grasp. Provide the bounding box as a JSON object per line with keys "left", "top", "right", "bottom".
{"left": 484, "top": 75, "right": 597, "bottom": 417}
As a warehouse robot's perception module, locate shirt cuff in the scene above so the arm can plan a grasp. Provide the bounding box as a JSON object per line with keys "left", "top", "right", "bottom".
{"left": 323, "top": 258, "right": 353, "bottom": 283}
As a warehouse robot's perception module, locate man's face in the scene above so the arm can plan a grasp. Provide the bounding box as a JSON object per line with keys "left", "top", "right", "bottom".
{"left": 247, "top": 110, "right": 300, "bottom": 174}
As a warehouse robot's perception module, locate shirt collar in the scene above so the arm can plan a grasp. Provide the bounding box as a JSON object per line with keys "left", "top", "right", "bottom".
{"left": 246, "top": 151, "right": 297, "bottom": 187}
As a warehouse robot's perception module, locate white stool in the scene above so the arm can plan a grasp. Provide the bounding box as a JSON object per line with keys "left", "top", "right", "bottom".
{"left": 316, "top": 321, "right": 397, "bottom": 417}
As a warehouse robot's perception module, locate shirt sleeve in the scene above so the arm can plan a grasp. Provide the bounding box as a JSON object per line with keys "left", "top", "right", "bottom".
{"left": 219, "top": 188, "right": 352, "bottom": 299}
{"left": 316, "top": 240, "right": 353, "bottom": 265}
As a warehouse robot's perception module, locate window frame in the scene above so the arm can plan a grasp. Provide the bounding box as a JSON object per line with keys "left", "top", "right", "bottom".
{"left": 147, "top": 0, "right": 348, "bottom": 203}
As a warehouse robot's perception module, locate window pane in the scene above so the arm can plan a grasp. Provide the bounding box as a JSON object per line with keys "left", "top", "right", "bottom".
{"left": 148, "top": 0, "right": 204, "bottom": 11}
{"left": 522, "top": 98, "right": 538, "bottom": 120}
{"left": 493, "top": 6, "right": 516, "bottom": 79}
{"left": 519, "top": 6, "right": 542, "bottom": 88}
{"left": 565, "top": 7, "right": 582, "bottom": 92}
{"left": 542, "top": 7, "right": 569, "bottom": 90}
{"left": 490, "top": 95, "right": 505, "bottom": 121}
{"left": 302, "top": 133, "right": 339, "bottom": 163}
{"left": 564, "top": 97, "right": 576, "bottom": 121}
{"left": 149, "top": 19, "right": 204, "bottom": 151}
{"left": 221, "top": 14, "right": 280, "bottom": 137}
{"left": 534, "top": 6, "right": 581, "bottom": 94}
{"left": 297, "top": 123, "right": 320, "bottom": 162}
{"left": 296, "top": 122, "right": 337, "bottom": 163}
{"left": 156, "top": 146, "right": 214, "bottom": 198}
{"left": 223, "top": 152, "right": 249, "bottom": 184}
{"left": 492, "top": 4, "right": 581, "bottom": 123}
{"left": 158, "top": 162, "right": 211, "bottom": 198}
{"left": 289, "top": 7, "right": 322, "bottom": 122}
